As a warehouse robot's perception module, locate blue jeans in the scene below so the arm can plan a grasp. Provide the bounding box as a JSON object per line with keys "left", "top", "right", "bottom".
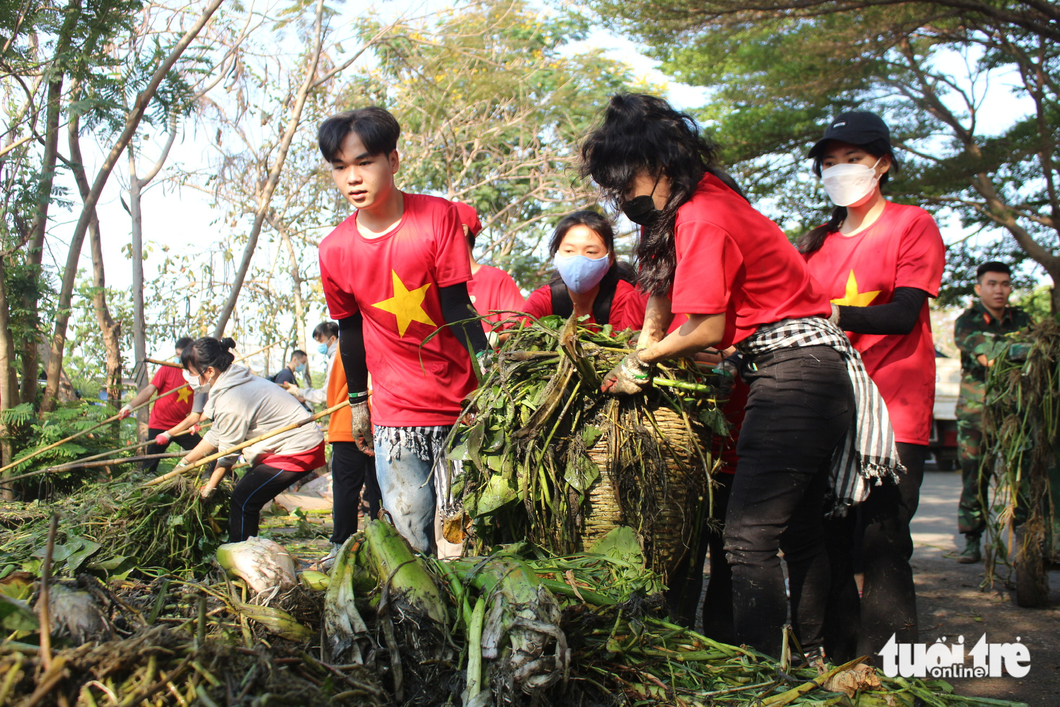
{"left": 373, "top": 425, "right": 451, "bottom": 554}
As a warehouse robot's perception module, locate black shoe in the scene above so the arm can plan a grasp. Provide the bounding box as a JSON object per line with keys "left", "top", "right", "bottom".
{"left": 957, "top": 535, "right": 981, "bottom": 564}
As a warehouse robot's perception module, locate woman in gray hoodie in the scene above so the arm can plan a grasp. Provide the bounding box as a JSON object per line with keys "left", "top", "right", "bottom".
{"left": 176, "top": 337, "right": 326, "bottom": 542}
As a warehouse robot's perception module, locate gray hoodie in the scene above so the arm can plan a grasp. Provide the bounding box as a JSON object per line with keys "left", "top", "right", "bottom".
{"left": 202, "top": 365, "right": 323, "bottom": 467}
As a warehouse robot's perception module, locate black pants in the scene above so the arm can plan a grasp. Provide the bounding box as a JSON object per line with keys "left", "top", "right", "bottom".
{"left": 825, "top": 443, "right": 925, "bottom": 661}
{"left": 330, "top": 441, "right": 382, "bottom": 545}
{"left": 229, "top": 463, "right": 309, "bottom": 542}
{"left": 724, "top": 346, "right": 853, "bottom": 658}
{"left": 144, "top": 427, "right": 201, "bottom": 473}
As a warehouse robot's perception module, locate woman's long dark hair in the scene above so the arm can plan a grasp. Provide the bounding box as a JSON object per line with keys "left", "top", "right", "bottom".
{"left": 181, "top": 337, "right": 236, "bottom": 374}
{"left": 581, "top": 93, "right": 723, "bottom": 296}
{"left": 797, "top": 137, "right": 900, "bottom": 255}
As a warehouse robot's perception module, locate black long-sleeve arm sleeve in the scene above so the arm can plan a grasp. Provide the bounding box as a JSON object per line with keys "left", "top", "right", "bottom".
{"left": 338, "top": 314, "right": 369, "bottom": 395}
{"left": 439, "top": 283, "right": 489, "bottom": 355}
{"left": 836, "top": 286, "right": 928, "bottom": 336}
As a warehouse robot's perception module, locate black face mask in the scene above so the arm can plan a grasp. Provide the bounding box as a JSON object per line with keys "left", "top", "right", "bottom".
{"left": 622, "top": 195, "right": 661, "bottom": 226}
{"left": 621, "top": 176, "right": 662, "bottom": 226}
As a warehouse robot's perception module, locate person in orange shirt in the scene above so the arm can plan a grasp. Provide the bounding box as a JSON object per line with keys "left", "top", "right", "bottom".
{"left": 284, "top": 321, "right": 381, "bottom": 567}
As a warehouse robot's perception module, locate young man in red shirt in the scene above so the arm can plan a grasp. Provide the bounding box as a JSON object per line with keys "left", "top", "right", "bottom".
{"left": 317, "top": 107, "right": 488, "bottom": 554}
{"left": 453, "top": 201, "right": 525, "bottom": 333}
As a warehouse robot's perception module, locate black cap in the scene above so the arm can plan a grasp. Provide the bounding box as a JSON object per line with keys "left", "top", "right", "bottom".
{"left": 808, "top": 111, "right": 890, "bottom": 159}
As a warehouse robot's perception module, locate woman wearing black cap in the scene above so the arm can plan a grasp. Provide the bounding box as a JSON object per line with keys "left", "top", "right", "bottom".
{"left": 800, "top": 111, "right": 945, "bottom": 660}
{"left": 582, "top": 94, "right": 905, "bottom": 660}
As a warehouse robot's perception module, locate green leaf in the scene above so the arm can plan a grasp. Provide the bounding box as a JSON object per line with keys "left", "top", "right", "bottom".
{"left": 474, "top": 473, "right": 519, "bottom": 515}
{"left": 0, "top": 594, "right": 39, "bottom": 633}
{"left": 564, "top": 452, "right": 600, "bottom": 492}
{"left": 581, "top": 425, "right": 603, "bottom": 448}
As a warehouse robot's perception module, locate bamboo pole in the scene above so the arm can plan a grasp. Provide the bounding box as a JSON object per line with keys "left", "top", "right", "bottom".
{"left": 0, "top": 344, "right": 278, "bottom": 475}
{"left": 145, "top": 357, "right": 180, "bottom": 368}
{"left": 0, "top": 385, "right": 192, "bottom": 475}
{"left": 143, "top": 400, "right": 348, "bottom": 486}
{"left": 1, "top": 452, "right": 188, "bottom": 485}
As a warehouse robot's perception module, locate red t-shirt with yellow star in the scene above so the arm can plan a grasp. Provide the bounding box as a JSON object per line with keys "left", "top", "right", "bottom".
{"left": 148, "top": 366, "right": 194, "bottom": 430}
{"left": 318, "top": 193, "right": 476, "bottom": 427}
{"left": 804, "top": 201, "right": 945, "bottom": 445}
{"left": 667, "top": 172, "right": 833, "bottom": 348}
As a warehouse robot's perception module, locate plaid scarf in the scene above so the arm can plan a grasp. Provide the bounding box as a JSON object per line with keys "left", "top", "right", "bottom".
{"left": 738, "top": 317, "right": 905, "bottom": 516}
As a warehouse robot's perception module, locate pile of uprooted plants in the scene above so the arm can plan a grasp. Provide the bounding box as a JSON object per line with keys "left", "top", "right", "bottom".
{"left": 1, "top": 509, "right": 1022, "bottom": 707}
{"left": 0, "top": 316, "right": 1029, "bottom": 705}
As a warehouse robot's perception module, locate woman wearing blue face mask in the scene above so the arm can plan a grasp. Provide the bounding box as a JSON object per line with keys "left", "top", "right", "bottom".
{"left": 522, "top": 210, "right": 646, "bottom": 332}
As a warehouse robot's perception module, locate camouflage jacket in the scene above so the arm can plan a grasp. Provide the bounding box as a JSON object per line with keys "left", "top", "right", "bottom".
{"left": 953, "top": 302, "right": 1032, "bottom": 405}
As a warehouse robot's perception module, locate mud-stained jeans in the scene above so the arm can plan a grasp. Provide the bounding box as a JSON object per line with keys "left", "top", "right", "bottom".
{"left": 724, "top": 345, "right": 854, "bottom": 658}
{"left": 373, "top": 425, "right": 451, "bottom": 554}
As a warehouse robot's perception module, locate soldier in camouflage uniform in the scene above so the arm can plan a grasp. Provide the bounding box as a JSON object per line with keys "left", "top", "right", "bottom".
{"left": 953, "top": 262, "right": 1032, "bottom": 563}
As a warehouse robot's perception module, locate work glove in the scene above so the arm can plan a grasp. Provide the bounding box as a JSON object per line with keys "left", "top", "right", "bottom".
{"left": 600, "top": 351, "right": 653, "bottom": 396}
{"left": 349, "top": 393, "right": 373, "bottom": 456}
{"left": 1008, "top": 342, "right": 1032, "bottom": 362}
{"left": 189, "top": 423, "right": 202, "bottom": 436}
{"left": 118, "top": 404, "right": 133, "bottom": 420}
{"left": 155, "top": 431, "right": 171, "bottom": 446}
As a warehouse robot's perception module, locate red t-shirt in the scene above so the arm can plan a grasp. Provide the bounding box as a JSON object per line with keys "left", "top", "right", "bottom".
{"left": 468, "top": 264, "right": 525, "bottom": 330}
{"left": 148, "top": 366, "right": 193, "bottom": 430}
{"left": 523, "top": 278, "right": 646, "bottom": 332}
{"left": 319, "top": 193, "right": 477, "bottom": 427}
{"left": 669, "top": 173, "right": 832, "bottom": 347}
{"left": 804, "top": 201, "right": 945, "bottom": 445}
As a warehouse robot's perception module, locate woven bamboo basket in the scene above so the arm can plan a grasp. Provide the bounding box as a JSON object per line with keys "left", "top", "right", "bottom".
{"left": 578, "top": 401, "right": 710, "bottom": 579}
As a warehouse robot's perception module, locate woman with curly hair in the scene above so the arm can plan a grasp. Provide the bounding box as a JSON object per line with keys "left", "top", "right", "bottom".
{"left": 582, "top": 93, "right": 902, "bottom": 658}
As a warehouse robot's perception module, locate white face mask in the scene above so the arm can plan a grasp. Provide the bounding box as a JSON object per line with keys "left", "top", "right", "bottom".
{"left": 821, "top": 157, "right": 882, "bottom": 207}
{"left": 182, "top": 368, "right": 209, "bottom": 393}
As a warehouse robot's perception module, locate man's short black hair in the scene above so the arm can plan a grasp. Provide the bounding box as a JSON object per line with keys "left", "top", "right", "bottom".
{"left": 977, "top": 261, "right": 1011, "bottom": 281}
{"left": 318, "top": 107, "right": 400, "bottom": 163}
{"left": 175, "top": 336, "right": 193, "bottom": 350}
{"left": 313, "top": 321, "right": 339, "bottom": 340}
{"left": 292, "top": 349, "right": 307, "bottom": 359}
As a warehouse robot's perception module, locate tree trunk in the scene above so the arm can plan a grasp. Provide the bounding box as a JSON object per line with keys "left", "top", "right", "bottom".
{"left": 0, "top": 257, "right": 21, "bottom": 494}
{"left": 211, "top": 0, "right": 327, "bottom": 338}
{"left": 40, "top": 0, "right": 226, "bottom": 412}
{"left": 270, "top": 214, "right": 308, "bottom": 353}
{"left": 127, "top": 120, "right": 177, "bottom": 435}
{"left": 69, "top": 118, "right": 123, "bottom": 408}
{"left": 20, "top": 74, "right": 64, "bottom": 406}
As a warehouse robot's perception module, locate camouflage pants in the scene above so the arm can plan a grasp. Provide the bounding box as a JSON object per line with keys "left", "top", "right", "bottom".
{"left": 956, "top": 414, "right": 988, "bottom": 536}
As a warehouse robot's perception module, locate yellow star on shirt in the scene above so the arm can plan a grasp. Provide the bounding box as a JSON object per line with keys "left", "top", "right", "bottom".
{"left": 176, "top": 386, "right": 192, "bottom": 404}
{"left": 371, "top": 270, "right": 437, "bottom": 337}
{"left": 831, "top": 270, "right": 881, "bottom": 307}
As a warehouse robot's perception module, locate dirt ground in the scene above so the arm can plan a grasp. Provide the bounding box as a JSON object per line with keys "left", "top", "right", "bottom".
{"left": 910, "top": 471, "right": 1060, "bottom": 705}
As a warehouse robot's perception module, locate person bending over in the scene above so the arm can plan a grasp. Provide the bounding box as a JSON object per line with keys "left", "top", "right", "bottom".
{"left": 176, "top": 337, "right": 326, "bottom": 543}
{"left": 582, "top": 93, "right": 903, "bottom": 659}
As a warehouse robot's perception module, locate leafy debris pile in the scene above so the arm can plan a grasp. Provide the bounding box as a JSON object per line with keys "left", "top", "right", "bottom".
{"left": 449, "top": 315, "right": 727, "bottom": 578}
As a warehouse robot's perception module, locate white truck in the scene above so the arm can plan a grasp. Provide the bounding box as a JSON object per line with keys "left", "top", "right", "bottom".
{"left": 929, "top": 353, "right": 962, "bottom": 470}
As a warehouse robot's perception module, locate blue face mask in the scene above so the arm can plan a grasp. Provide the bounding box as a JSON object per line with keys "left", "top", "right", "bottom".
{"left": 553, "top": 252, "right": 611, "bottom": 294}
{"left": 295, "top": 362, "right": 307, "bottom": 373}
{"left": 316, "top": 342, "right": 329, "bottom": 355}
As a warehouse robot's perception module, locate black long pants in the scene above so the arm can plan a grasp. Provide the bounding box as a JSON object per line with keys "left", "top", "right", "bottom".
{"left": 724, "top": 346, "right": 854, "bottom": 658}
{"left": 825, "top": 442, "right": 925, "bottom": 661}
{"left": 229, "top": 463, "right": 309, "bottom": 542}
{"left": 330, "top": 441, "right": 382, "bottom": 545}
{"left": 664, "top": 472, "right": 736, "bottom": 644}
{"left": 144, "top": 427, "right": 201, "bottom": 473}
